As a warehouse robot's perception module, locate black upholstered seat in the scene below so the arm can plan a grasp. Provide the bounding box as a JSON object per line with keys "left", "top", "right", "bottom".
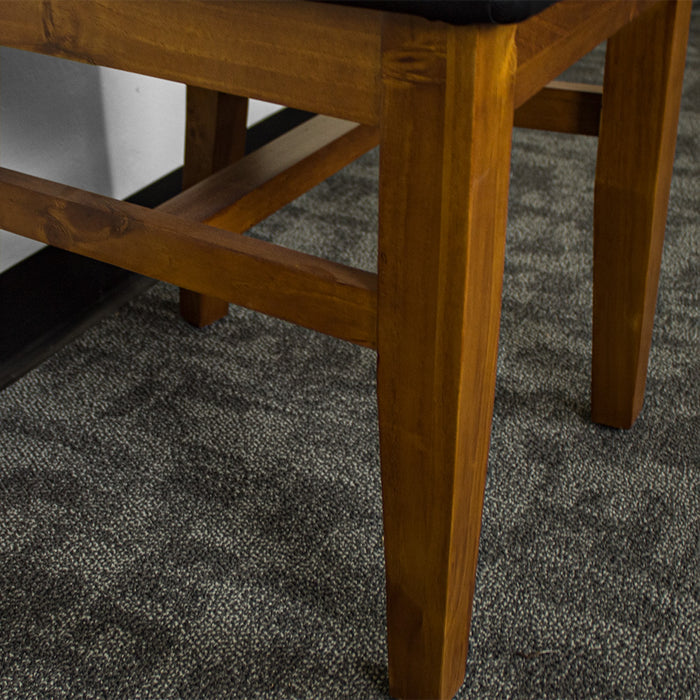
{"left": 317, "top": 0, "right": 556, "bottom": 25}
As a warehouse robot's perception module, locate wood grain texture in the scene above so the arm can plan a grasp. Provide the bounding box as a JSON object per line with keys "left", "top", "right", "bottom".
{"left": 0, "top": 2, "right": 691, "bottom": 696}
{"left": 515, "top": 0, "right": 657, "bottom": 107}
{"left": 377, "top": 16, "right": 516, "bottom": 699}
{"left": 179, "top": 87, "right": 249, "bottom": 327}
{"left": 0, "top": 167, "right": 377, "bottom": 348}
{"left": 514, "top": 81, "right": 602, "bottom": 136}
{"left": 0, "top": 1, "right": 653, "bottom": 126}
{"left": 182, "top": 87, "right": 249, "bottom": 191}
{"left": 0, "top": 0, "right": 382, "bottom": 124}
{"left": 591, "top": 0, "right": 692, "bottom": 428}
{"left": 163, "top": 115, "right": 379, "bottom": 235}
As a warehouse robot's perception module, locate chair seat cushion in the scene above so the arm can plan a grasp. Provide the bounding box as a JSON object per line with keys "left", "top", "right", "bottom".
{"left": 318, "top": 0, "right": 556, "bottom": 25}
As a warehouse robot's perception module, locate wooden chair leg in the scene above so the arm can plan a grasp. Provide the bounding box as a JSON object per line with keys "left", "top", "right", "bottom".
{"left": 377, "top": 18, "right": 516, "bottom": 700}
{"left": 591, "top": 0, "right": 692, "bottom": 429}
{"left": 179, "top": 87, "right": 248, "bottom": 327}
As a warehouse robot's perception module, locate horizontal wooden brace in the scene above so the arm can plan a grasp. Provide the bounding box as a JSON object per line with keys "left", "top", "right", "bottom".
{"left": 164, "top": 115, "right": 379, "bottom": 232}
{"left": 0, "top": 0, "right": 382, "bottom": 124}
{"left": 515, "top": 0, "right": 657, "bottom": 107}
{"left": 0, "top": 167, "right": 378, "bottom": 348}
{"left": 514, "top": 81, "right": 603, "bottom": 135}
{"left": 0, "top": 0, "right": 657, "bottom": 122}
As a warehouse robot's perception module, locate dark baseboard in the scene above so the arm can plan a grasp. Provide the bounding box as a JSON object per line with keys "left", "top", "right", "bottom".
{"left": 0, "top": 108, "right": 314, "bottom": 390}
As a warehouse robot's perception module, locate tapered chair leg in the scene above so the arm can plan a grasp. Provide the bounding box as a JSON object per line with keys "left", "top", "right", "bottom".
{"left": 179, "top": 87, "right": 248, "bottom": 327}
{"left": 377, "top": 17, "right": 516, "bottom": 700}
{"left": 592, "top": 0, "right": 692, "bottom": 428}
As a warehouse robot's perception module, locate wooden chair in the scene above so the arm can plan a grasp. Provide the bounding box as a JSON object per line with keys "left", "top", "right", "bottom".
{"left": 0, "top": 1, "right": 691, "bottom": 697}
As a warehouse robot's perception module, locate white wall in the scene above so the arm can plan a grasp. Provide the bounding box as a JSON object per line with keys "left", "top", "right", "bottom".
{"left": 0, "top": 48, "right": 280, "bottom": 272}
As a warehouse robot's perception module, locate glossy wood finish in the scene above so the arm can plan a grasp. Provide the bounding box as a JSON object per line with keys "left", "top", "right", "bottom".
{"left": 514, "top": 81, "right": 602, "bottom": 136}
{"left": 377, "top": 17, "right": 516, "bottom": 699}
{"left": 592, "top": 0, "right": 691, "bottom": 428}
{"left": 0, "top": 167, "right": 377, "bottom": 347}
{"left": 179, "top": 88, "right": 249, "bottom": 327}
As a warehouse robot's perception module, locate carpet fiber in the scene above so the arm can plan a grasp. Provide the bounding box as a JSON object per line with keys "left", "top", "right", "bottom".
{"left": 1, "top": 12, "right": 699, "bottom": 699}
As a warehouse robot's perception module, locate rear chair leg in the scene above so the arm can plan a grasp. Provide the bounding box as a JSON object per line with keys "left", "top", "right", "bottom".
{"left": 179, "top": 87, "right": 248, "bottom": 327}
{"left": 592, "top": 0, "right": 692, "bottom": 428}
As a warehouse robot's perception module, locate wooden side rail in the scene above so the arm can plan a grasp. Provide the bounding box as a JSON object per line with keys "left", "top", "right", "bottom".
{"left": 175, "top": 112, "right": 378, "bottom": 327}
{"left": 0, "top": 167, "right": 378, "bottom": 348}
{"left": 165, "top": 115, "right": 379, "bottom": 233}
{"left": 514, "top": 81, "right": 603, "bottom": 135}
{"left": 0, "top": 0, "right": 658, "bottom": 123}
{"left": 515, "top": 0, "right": 656, "bottom": 106}
{"left": 0, "top": 0, "right": 382, "bottom": 124}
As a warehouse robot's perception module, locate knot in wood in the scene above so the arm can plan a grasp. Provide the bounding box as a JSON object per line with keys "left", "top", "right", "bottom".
{"left": 383, "top": 47, "right": 446, "bottom": 86}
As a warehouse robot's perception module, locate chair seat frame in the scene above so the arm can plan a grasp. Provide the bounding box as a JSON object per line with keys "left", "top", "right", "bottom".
{"left": 0, "top": 1, "right": 691, "bottom": 697}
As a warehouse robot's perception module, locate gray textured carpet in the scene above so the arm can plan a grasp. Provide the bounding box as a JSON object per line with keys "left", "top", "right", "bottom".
{"left": 1, "top": 13, "right": 699, "bottom": 700}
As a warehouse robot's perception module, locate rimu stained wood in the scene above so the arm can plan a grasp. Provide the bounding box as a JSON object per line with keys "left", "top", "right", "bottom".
{"left": 377, "top": 16, "right": 516, "bottom": 699}
{"left": 162, "top": 116, "right": 378, "bottom": 234}
{"left": 0, "top": 0, "right": 382, "bottom": 124}
{"left": 592, "top": 0, "right": 692, "bottom": 427}
{"left": 179, "top": 87, "right": 249, "bottom": 327}
{"left": 0, "top": 167, "right": 378, "bottom": 348}
{"left": 515, "top": 0, "right": 656, "bottom": 106}
{"left": 514, "top": 81, "right": 602, "bottom": 136}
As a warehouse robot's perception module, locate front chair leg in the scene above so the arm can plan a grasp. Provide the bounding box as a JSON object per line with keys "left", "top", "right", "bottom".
{"left": 179, "top": 86, "right": 248, "bottom": 327}
{"left": 592, "top": 0, "right": 692, "bottom": 428}
{"left": 377, "top": 17, "right": 516, "bottom": 700}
